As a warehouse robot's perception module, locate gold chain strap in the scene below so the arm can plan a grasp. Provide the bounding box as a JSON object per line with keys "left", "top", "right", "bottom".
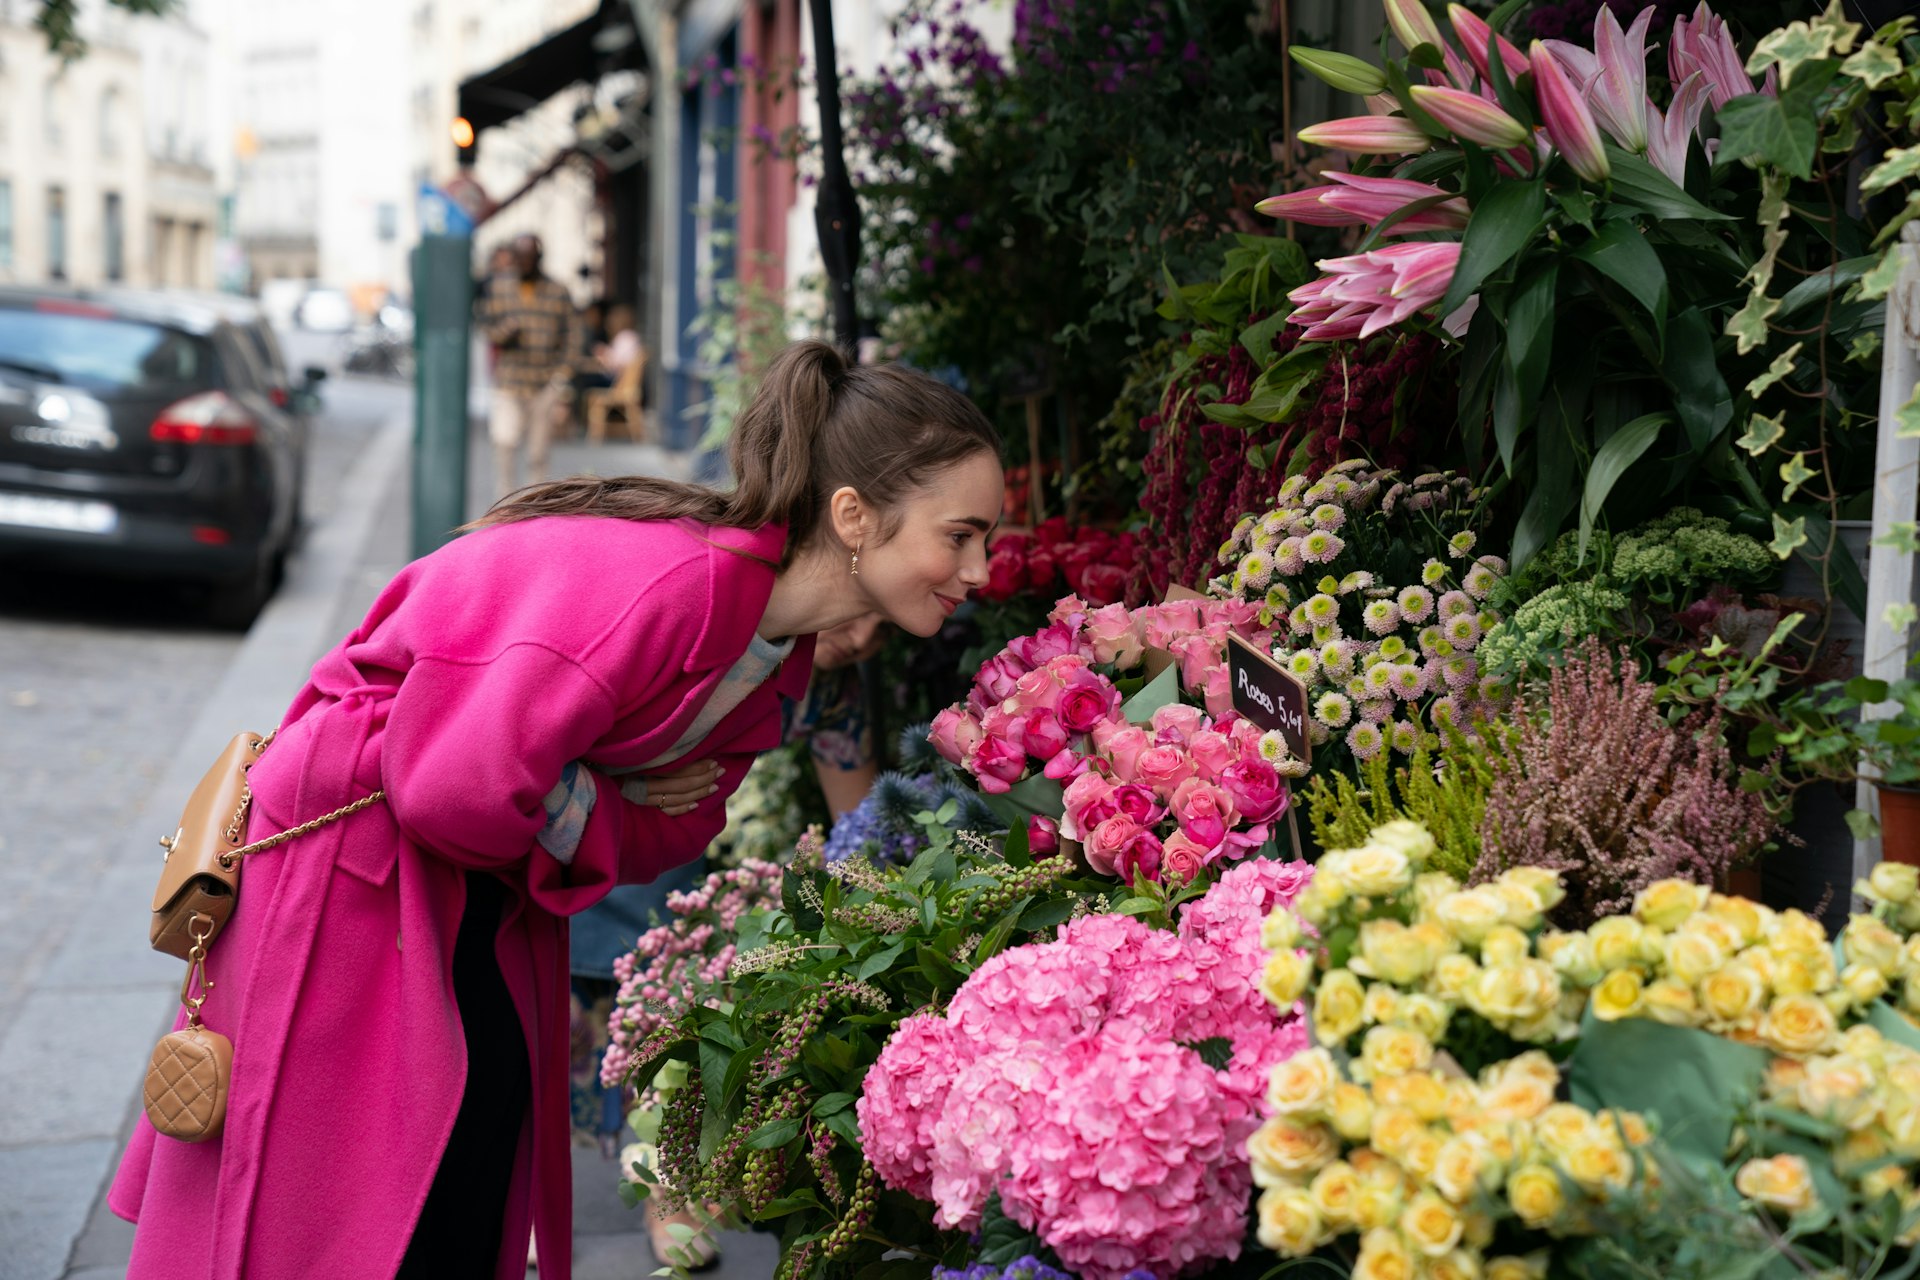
{"left": 214, "top": 730, "right": 385, "bottom": 870}
{"left": 218, "top": 791, "right": 387, "bottom": 870}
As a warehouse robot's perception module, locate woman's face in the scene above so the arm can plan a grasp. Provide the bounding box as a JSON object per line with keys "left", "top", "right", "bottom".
{"left": 854, "top": 451, "right": 1002, "bottom": 637}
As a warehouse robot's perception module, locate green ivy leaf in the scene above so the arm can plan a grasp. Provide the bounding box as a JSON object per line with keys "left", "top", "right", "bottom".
{"left": 1726, "top": 290, "right": 1778, "bottom": 355}
{"left": 1747, "top": 4, "right": 1860, "bottom": 87}
{"left": 1736, "top": 411, "right": 1786, "bottom": 456}
{"left": 1745, "top": 343, "right": 1803, "bottom": 398}
{"left": 1855, "top": 249, "right": 1904, "bottom": 301}
{"left": 1863, "top": 144, "right": 1920, "bottom": 195}
{"left": 1848, "top": 330, "right": 1881, "bottom": 364}
{"left": 1841, "top": 40, "right": 1903, "bottom": 89}
{"left": 1900, "top": 382, "right": 1920, "bottom": 438}
{"left": 1886, "top": 602, "right": 1920, "bottom": 635}
{"left": 1770, "top": 512, "right": 1809, "bottom": 560}
{"left": 1779, "top": 451, "right": 1816, "bottom": 501}
{"left": 1716, "top": 92, "right": 1818, "bottom": 177}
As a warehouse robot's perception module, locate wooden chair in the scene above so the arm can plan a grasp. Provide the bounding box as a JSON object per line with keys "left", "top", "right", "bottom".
{"left": 585, "top": 351, "right": 649, "bottom": 444}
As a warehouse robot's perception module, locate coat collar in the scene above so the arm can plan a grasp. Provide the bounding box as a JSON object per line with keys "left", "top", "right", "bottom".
{"left": 681, "top": 521, "right": 813, "bottom": 677}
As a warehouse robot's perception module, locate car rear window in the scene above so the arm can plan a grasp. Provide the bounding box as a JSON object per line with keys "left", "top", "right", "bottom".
{"left": 0, "top": 306, "right": 207, "bottom": 394}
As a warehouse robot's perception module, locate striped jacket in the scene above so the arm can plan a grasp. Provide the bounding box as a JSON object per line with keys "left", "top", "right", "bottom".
{"left": 479, "top": 273, "right": 580, "bottom": 392}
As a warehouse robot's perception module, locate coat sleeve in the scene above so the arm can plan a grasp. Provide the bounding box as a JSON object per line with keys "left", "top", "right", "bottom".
{"left": 380, "top": 641, "right": 729, "bottom": 914}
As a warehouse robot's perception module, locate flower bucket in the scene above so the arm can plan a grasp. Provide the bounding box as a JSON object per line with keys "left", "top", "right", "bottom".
{"left": 1877, "top": 784, "right": 1920, "bottom": 866}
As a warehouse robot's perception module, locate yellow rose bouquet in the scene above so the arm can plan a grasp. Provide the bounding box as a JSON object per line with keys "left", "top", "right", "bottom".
{"left": 1258, "top": 819, "right": 1920, "bottom": 1277}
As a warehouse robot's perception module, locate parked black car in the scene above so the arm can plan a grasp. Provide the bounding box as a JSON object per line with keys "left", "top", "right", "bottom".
{"left": 0, "top": 286, "right": 317, "bottom": 627}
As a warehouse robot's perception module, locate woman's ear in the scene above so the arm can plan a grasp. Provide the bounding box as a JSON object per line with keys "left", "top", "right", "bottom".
{"left": 827, "top": 485, "right": 869, "bottom": 549}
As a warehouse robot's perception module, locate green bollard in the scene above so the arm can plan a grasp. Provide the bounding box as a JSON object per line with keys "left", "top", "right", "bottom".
{"left": 411, "top": 234, "right": 473, "bottom": 559}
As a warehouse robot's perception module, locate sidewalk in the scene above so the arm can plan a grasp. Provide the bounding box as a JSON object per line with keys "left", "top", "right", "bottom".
{"left": 32, "top": 398, "right": 775, "bottom": 1280}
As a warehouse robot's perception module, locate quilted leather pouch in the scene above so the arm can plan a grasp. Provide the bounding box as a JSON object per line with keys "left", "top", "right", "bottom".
{"left": 143, "top": 1027, "right": 234, "bottom": 1143}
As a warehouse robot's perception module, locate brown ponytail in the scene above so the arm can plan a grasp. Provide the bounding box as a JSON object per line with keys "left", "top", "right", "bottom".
{"left": 468, "top": 340, "right": 1000, "bottom": 566}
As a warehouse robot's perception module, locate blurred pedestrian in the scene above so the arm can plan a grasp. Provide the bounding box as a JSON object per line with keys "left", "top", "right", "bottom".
{"left": 107, "top": 340, "right": 1004, "bottom": 1280}
{"left": 479, "top": 234, "right": 579, "bottom": 495}
{"left": 594, "top": 304, "right": 643, "bottom": 382}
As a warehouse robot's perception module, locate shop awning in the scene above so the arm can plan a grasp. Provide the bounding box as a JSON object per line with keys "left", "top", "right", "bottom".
{"left": 456, "top": 0, "right": 644, "bottom": 135}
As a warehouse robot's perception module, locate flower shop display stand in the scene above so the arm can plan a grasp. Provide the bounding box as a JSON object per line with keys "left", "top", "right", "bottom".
{"left": 1859, "top": 222, "right": 1920, "bottom": 871}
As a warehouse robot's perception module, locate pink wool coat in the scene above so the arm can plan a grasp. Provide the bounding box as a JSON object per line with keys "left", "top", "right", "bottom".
{"left": 110, "top": 516, "right": 815, "bottom": 1280}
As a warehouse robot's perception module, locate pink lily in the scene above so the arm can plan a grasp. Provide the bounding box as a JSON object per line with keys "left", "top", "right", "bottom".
{"left": 1410, "top": 85, "right": 1531, "bottom": 148}
{"left": 1256, "top": 172, "right": 1470, "bottom": 233}
{"left": 1530, "top": 40, "right": 1610, "bottom": 183}
{"left": 1670, "top": 2, "right": 1776, "bottom": 111}
{"left": 1297, "top": 115, "right": 1433, "bottom": 155}
{"left": 1646, "top": 70, "right": 1710, "bottom": 184}
{"left": 1383, "top": 0, "right": 1446, "bottom": 55}
{"left": 1588, "top": 5, "right": 1653, "bottom": 153}
{"left": 1286, "top": 242, "right": 1464, "bottom": 342}
{"left": 1448, "top": 4, "right": 1530, "bottom": 85}
{"left": 1539, "top": 38, "right": 1600, "bottom": 88}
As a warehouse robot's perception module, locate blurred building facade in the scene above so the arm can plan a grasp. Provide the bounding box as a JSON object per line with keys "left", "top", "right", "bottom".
{"left": 0, "top": 0, "right": 210, "bottom": 289}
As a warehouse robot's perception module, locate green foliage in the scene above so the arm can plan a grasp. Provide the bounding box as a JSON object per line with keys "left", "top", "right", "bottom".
{"left": 33, "top": 0, "right": 172, "bottom": 58}
{"left": 624, "top": 818, "right": 1121, "bottom": 1279}
{"left": 1302, "top": 725, "right": 1510, "bottom": 881}
{"left": 681, "top": 219, "right": 798, "bottom": 451}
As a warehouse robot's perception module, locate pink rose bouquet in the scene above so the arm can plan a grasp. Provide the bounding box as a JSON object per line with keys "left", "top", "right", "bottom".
{"left": 930, "top": 595, "right": 1304, "bottom": 883}
{"left": 856, "top": 860, "right": 1314, "bottom": 1280}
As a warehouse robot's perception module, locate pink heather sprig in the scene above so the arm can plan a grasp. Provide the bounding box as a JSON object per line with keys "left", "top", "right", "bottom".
{"left": 857, "top": 867, "right": 1311, "bottom": 1280}
{"left": 929, "top": 596, "right": 1290, "bottom": 882}
{"left": 601, "top": 860, "right": 785, "bottom": 1088}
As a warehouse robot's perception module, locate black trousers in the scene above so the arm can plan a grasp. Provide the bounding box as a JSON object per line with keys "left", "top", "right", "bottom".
{"left": 397, "top": 873, "right": 531, "bottom": 1278}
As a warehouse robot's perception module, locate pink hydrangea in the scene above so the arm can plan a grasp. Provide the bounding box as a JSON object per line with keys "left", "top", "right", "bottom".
{"left": 856, "top": 1014, "right": 962, "bottom": 1201}
{"left": 859, "top": 870, "right": 1312, "bottom": 1278}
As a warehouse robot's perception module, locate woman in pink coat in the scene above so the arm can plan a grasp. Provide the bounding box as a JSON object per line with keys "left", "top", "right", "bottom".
{"left": 110, "top": 341, "right": 1004, "bottom": 1279}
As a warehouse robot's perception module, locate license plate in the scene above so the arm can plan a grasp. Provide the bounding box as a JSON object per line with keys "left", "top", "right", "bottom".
{"left": 0, "top": 493, "right": 118, "bottom": 534}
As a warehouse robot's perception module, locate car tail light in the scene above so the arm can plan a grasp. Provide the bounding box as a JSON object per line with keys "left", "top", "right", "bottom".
{"left": 150, "top": 392, "right": 259, "bottom": 445}
{"left": 268, "top": 386, "right": 290, "bottom": 409}
{"left": 192, "top": 525, "right": 231, "bottom": 545}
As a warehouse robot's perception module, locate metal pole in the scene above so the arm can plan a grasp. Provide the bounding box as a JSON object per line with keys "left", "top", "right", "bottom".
{"left": 411, "top": 234, "right": 474, "bottom": 559}
{"left": 806, "top": 0, "right": 860, "bottom": 350}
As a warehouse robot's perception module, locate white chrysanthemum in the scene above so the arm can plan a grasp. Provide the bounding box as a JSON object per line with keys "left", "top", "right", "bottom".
{"left": 1301, "top": 530, "right": 1344, "bottom": 564}
{"left": 1438, "top": 590, "right": 1474, "bottom": 621}
{"left": 1416, "top": 625, "right": 1446, "bottom": 657}
{"left": 1421, "top": 558, "right": 1449, "bottom": 586}
{"left": 1229, "top": 514, "right": 1257, "bottom": 545}
{"left": 1389, "top": 720, "right": 1421, "bottom": 755}
{"left": 1364, "top": 663, "right": 1397, "bottom": 696}
{"left": 1288, "top": 603, "right": 1314, "bottom": 636}
{"left": 1361, "top": 696, "right": 1396, "bottom": 723}
{"left": 1346, "top": 722, "right": 1384, "bottom": 761}
{"left": 1321, "top": 640, "right": 1356, "bottom": 679}
{"left": 1477, "top": 554, "right": 1508, "bottom": 575}
{"left": 1427, "top": 695, "right": 1461, "bottom": 730}
{"left": 1266, "top": 583, "right": 1292, "bottom": 612}
{"left": 1445, "top": 612, "right": 1482, "bottom": 648}
{"left": 1443, "top": 657, "right": 1478, "bottom": 691}
{"left": 1305, "top": 593, "right": 1340, "bottom": 625}
{"left": 1241, "top": 551, "right": 1275, "bottom": 592}
{"left": 1310, "top": 503, "right": 1347, "bottom": 531}
{"left": 1258, "top": 730, "right": 1292, "bottom": 763}
{"left": 1311, "top": 623, "right": 1344, "bottom": 647}
{"left": 1252, "top": 528, "right": 1281, "bottom": 555}
{"left": 1447, "top": 530, "right": 1477, "bottom": 559}
{"left": 1396, "top": 585, "right": 1435, "bottom": 624}
{"left": 1389, "top": 663, "right": 1428, "bottom": 700}
{"left": 1463, "top": 563, "right": 1497, "bottom": 601}
{"left": 1275, "top": 538, "right": 1306, "bottom": 576}
{"left": 1315, "top": 691, "right": 1354, "bottom": 728}
{"left": 1363, "top": 599, "right": 1401, "bottom": 635}
{"left": 1288, "top": 649, "right": 1321, "bottom": 681}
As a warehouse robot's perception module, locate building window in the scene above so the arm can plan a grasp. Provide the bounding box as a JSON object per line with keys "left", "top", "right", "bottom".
{"left": 104, "top": 192, "right": 124, "bottom": 281}
{"left": 100, "top": 86, "right": 123, "bottom": 158}
{"left": 47, "top": 186, "right": 66, "bottom": 280}
{"left": 0, "top": 181, "right": 12, "bottom": 272}
{"left": 43, "top": 80, "right": 63, "bottom": 147}
{"left": 153, "top": 216, "right": 175, "bottom": 285}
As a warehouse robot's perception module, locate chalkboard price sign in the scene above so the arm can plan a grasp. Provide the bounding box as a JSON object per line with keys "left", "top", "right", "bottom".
{"left": 1227, "top": 633, "right": 1312, "bottom": 764}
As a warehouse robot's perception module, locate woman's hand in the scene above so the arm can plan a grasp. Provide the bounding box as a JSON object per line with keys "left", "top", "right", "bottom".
{"left": 619, "top": 759, "right": 722, "bottom": 817}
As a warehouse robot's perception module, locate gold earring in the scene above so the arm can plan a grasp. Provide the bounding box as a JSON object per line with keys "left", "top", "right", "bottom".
{"left": 850, "top": 544, "right": 861, "bottom": 576}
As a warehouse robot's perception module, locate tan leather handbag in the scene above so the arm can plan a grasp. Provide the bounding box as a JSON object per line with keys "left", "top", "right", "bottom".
{"left": 143, "top": 730, "right": 384, "bottom": 1142}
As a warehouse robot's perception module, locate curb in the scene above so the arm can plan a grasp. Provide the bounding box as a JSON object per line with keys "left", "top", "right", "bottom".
{"left": 22, "top": 408, "right": 412, "bottom": 1280}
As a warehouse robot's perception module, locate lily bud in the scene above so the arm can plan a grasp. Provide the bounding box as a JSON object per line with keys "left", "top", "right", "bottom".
{"left": 1448, "top": 4, "right": 1530, "bottom": 83}
{"left": 1409, "top": 85, "right": 1531, "bottom": 149}
{"left": 1297, "top": 115, "right": 1434, "bottom": 156}
{"left": 1530, "top": 40, "right": 1610, "bottom": 182}
{"left": 1382, "top": 0, "right": 1446, "bottom": 55}
{"left": 1291, "top": 46, "right": 1389, "bottom": 97}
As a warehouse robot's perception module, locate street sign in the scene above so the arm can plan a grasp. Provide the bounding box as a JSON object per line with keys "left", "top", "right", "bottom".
{"left": 417, "top": 183, "right": 477, "bottom": 238}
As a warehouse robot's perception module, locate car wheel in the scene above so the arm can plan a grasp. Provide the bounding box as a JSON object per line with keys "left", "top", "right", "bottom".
{"left": 207, "top": 553, "right": 276, "bottom": 630}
